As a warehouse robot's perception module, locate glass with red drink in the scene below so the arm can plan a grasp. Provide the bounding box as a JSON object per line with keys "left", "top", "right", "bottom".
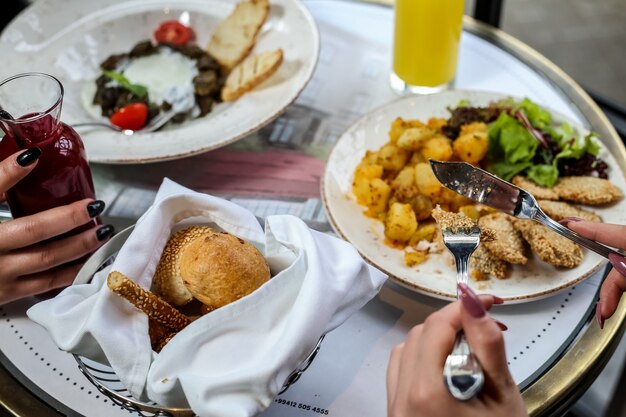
{"left": 0, "top": 72, "right": 99, "bottom": 232}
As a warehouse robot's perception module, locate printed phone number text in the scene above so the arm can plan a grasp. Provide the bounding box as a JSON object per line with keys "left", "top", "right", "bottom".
{"left": 274, "top": 398, "right": 329, "bottom": 415}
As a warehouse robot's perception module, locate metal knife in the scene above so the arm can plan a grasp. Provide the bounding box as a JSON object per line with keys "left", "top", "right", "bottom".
{"left": 429, "top": 159, "right": 624, "bottom": 260}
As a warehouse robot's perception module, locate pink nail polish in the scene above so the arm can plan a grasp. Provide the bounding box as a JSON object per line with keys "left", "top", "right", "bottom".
{"left": 458, "top": 283, "right": 486, "bottom": 318}
{"left": 558, "top": 217, "right": 584, "bottom": 227}
{"left": 596, "top": 303, "right": 605, "bottom": 330}
{"left": 609, "top": 253, "right": 626, "bottom": 277}
{"left": 492, "top": 295, "right": 505, "bottom": 305}
{"left": 495, "top": 320, "right": 508, "bottom": 331}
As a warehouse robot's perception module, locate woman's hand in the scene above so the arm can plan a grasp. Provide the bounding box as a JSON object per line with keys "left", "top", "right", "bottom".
{"left": 387, "top": 283, "right": 527, "bottom": 417}
{"left": 0, "top": 148, "right": 114, "bottom": 305}
{"left": 563, "top": 218, "right": 626, "bottom": 327}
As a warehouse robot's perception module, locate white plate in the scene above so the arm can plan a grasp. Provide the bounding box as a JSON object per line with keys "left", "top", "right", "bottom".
{"left": 322, "top": 90, "right": 626, "bottom": 303}
{"left": 0, "top": 0, "right": 319, "bottom": 164}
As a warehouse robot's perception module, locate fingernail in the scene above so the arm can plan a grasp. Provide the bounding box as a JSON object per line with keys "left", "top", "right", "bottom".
{"left": 558, "top": 217, "right": 584, "bottom": 227}
{"left": 458, "top": 283, "right": 486, "bottom": 318}
{"left": 596, "top": 303, "right": 605, "bottom": 330}
{"left": 16, "top": 147, "right": 42, "bottom": 167}
{"left": 96, "top": 225, "right": 114, "bottom": 241}
{"left": 608, "top": 253, "right": 626, "bottom": 277}
{"left": 495, "top": 320, "right": 508, "bottom": 331}
{"left": 87, "top": 200, "right": 106, "bottom": 218}
{"left": 491, "top": 295, "right": 505, "bottom": 305}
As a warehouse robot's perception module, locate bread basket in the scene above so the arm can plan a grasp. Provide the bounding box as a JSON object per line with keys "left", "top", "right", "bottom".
{"left": 72, "top": 226, "right": 324, "bottom": 417}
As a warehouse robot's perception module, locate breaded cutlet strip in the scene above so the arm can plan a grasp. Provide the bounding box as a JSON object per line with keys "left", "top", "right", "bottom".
{"left": 538, "top": 200, "right": 601, "bottom": 222}
{"left": 107, "top": 271, "right": 191, "bottom": 332}
{"left": 512, "top": 219, "right": 583, "bottom": 268}
{"left": 478, "top": 213, "right": 527, "bottom": 264}
{"left": 512, "top": 176, "right": 559, "bottom": 200}
{"left": 431, "top": 206, "right": 495, "bottom": 241}
{"left": 553, "top": 176, "right": 623, "bottom": 205}
{"left": 470, "top": 245, "right": 509, "bottom": 279}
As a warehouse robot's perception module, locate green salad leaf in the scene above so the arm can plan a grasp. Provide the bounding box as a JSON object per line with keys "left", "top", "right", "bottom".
{"left": 103, "top": 71, "right": 148, "bottom": 98}
{"left": 485, "top": 98, "right": 605, "bottom": 187}
{"left": 526, "top": 164, "right": 559, "bottom": 187}
{"left": 515, "top": 98, "right": 551, "bottom": 131}
{"left": 488, "top": 112, "right": 538, "bottom": 180}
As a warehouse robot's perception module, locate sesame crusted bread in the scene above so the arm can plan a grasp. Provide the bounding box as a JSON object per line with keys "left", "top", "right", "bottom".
{"left": 152, "top": 226, "right": 217, "bottom": 306}
{"left": 107, "top": 271, "right": 191, "bottom": 332}
{"left": 179, "top": 230, "right": 271, "bottom": 310}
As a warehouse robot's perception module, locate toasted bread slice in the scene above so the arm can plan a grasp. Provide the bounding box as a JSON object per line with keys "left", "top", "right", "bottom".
{"left": 221, "top": 48, "right": 283, "bottom": 101}
{"left": 207, "top": 0, "right": 270, "bottom": 71}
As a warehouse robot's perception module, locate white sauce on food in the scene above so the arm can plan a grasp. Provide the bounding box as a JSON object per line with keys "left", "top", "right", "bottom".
{"left": 121, "top": 48, "right": 198, "bottom": 105}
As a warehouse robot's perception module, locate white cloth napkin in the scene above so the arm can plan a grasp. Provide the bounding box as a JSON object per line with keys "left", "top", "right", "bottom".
{"left": 27, "top": 179, "right": 387, "bottom": 417}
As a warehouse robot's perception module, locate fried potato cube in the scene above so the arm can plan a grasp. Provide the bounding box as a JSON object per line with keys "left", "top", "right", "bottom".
{"left": 408, "top": 223, "right": 438, "bottom": 246}
{"left": 453, "top": 131, "right": 489, "bottom": 164}
{"left": 352, "top": 177, "right": 371, "bottom": 205}
{"left": 361, "top": 150, "right": 380, "bottom": 166}
{"left": 460, "top": 122, "right": 488, "bottom": 136}
{"left": 427, "top": 117, "right": 448, "bottom": 131}
{"left": 409, "top": 151, "right": 427, "bottom": 165}
{"left": 415, "top": 162, "right": 442, "bottom": 198}
{"left": 377, "top": 144, "right": 410, "bottom": 171}
{"left": 404, "top": 250, "right": 428, "bottom": 267}
{"left": 353, "top": 164, "right": 385, "bottom": 205}
{"left": 365, "top": 178, "right": 392, "bottom": 215}
{"left": 421, "top": 136, "right": 454, "bottom": 161}
{"left": 385, "top": 202, "right": 418, "bottom": 242}
{"left": 396, "top": 127, "right": 434, "bottom": 151}
{"left": 354, "top": 163, "right": 384, "bottom": 181}
{"left": 391, "top": 167, "right": 419, "bottom": 202}
{"left": 388, "top": 117, "right": 425, "bottom": 143}
{"left": 408, "top": 194, "right": 434, "bottom": 221}
{"left": 459, "top": 205, "right": 481, "bottom": 220}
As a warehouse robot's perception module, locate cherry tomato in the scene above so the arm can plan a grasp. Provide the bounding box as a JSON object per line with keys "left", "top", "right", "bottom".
{"left": 110, "top": 103, "right": 148, "bottom": 131}
{"left": 154, "top": 21, "right": 195, "bottom": 45}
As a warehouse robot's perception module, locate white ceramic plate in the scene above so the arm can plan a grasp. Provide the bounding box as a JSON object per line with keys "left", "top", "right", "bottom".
{"left": 0, "top": 0, "right": 319, "bottom": 163}
{"left": 322, "top": 90, "right": 626, "bottom": 303}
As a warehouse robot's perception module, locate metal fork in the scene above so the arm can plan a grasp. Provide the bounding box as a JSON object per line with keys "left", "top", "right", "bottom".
{"left": 441, "top": 226, "right": 485, "bottom": 401}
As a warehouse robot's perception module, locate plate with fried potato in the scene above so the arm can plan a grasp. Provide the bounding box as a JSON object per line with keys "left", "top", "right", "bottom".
{"left": 0, "top": 0, "right": 319, "bottom": 163}
{"left": 322, "top": 90, "right": 626, "bottom": 302}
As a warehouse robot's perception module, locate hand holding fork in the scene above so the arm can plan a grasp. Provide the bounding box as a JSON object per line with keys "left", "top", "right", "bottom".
{"left": 441, "top": 226, "right": 485, "bottom": 401}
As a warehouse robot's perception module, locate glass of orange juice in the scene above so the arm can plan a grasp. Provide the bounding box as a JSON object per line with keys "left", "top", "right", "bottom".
{"left": 390, "top": 0, "right": 464, "bottom": 94}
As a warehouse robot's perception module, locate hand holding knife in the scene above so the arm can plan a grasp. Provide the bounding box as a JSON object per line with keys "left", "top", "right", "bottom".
{"left": 429, "top": 160, "right": 626, "bottom": 263}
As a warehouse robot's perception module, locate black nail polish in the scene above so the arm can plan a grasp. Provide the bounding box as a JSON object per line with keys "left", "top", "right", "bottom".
{"left": 96, "top": 225, "right": 114, "bottom": 241}
{"left": 87, "top": 200, "right": 106, "bottom": 218}
{"left": 16, "top": 147, "right": 42, "bottom": 167}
